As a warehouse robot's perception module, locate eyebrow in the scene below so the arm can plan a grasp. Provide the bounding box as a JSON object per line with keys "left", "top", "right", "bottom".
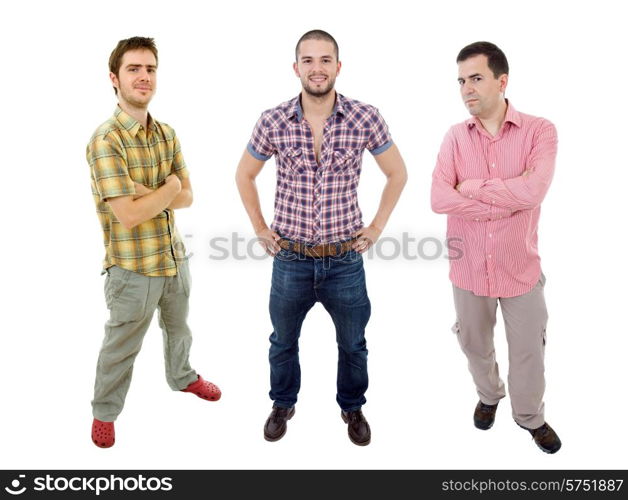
{"left": 300, "top": 55, "right": 334, "bottom": 60}
{"left": 459, "top": 73, "right": 483, "bottom": 80}
{"left": 125, "top": 64, "right": 157, "bottom": 69}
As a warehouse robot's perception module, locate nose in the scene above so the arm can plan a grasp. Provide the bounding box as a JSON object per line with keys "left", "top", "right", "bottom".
{"left": 311, "top": 60, "right": 325, "bottom": 73}
{"left": 461, "top": 81, "right": 474, "bottom": 95}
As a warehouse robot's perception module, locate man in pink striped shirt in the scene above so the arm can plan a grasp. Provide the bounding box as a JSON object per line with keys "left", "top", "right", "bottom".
{"left": 431, "top": 41, "right": 561, "bottom": 454}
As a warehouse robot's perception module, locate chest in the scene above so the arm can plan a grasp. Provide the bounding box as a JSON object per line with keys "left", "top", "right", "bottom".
{"left": 122, "top": 132, "right": 176, "bottom": 187}
{"left": 305, "top": 116, "right": 326, "bottom": 161}
{"left": 453, "top": 128, "right": 534, "bottom": 180}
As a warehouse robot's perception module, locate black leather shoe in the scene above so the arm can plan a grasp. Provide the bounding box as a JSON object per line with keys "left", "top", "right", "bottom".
{"left": 341, "top": 409, "right": 371, "bottom": 446}
{"left": 474, "top": 400, "right": 498, "bottom": 430}
{"left": 518, "top": 422, "right": 562, "bottom": 454}
{"left": 264, "top": 406, "right": 295, "bottom": 442}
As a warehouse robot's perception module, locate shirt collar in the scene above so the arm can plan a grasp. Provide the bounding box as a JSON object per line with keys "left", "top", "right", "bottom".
{"left": 289, "top": 92, "right": 346, "bottom": 122}
{"left": 114, "top": 105, "right": 156, "bottom": 137}
{"left": 466, "top": 99, "right": 522, "bottom": 130}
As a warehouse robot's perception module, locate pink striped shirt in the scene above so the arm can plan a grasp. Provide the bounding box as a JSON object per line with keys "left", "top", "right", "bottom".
{"left": 431, "top": 102, "right": 557, "bottom": 298}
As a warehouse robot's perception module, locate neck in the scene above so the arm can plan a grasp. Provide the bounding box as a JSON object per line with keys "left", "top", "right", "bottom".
{"left": 478, "top": 98, "right": 508, "bottom": 137}
{"left": 118, "top": 99, "right": 149, "bottom": 129}
{"left": 301, "top": 90, "right": 336, "bottom": 118}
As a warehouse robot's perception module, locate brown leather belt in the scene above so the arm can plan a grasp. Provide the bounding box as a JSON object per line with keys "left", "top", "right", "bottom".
{"left": 278, "top": 238, "right": 357, "bottom": 258}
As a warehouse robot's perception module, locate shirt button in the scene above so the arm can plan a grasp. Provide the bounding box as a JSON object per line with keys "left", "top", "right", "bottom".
{"left": 468, "top": 195, "right": 473, "bottom": 199}
{"left": 488, "top": 233, "right": 493, "bottom": 238}
{"left": 491, "top": 163, "right": 495, "bottom": 168}
{"left": 474, "top": 218, "right": 479, "bottom": 221}
{"left": 488, "top": 254, "right": 492, "bottom": 259}
{"left": 491, "top": 200, "right": 495, "bottom": 204}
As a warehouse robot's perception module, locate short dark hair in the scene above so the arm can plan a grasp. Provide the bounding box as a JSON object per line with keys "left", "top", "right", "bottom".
{"left": 295, "top": 29, "right": 339, "bottom": 61}
{"left": 108, "top": 37, "right": 158, "bottom": 94}
{"left": 457, "top": 41, "right": 509, "bottom": 78}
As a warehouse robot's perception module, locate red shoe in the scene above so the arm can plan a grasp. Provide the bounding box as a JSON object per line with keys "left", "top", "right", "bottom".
{"left": 92, "top": 418, "right": 115, "bottom": 448}
{"left": 182, "top": 375, "right": 221, "bottom": 401}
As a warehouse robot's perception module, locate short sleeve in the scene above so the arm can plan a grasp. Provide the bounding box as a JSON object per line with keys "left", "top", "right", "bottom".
{"left": 171, "top": 133, "right": 190, "bottom": 180}
{"left": 87, "top": 137, "right": 135, "bottom": 201}
{"left": 247, "top": 113, "right": 275, "bottom": 161}
{"left": 367, "top": 108, "right": 393, "bottom": 155}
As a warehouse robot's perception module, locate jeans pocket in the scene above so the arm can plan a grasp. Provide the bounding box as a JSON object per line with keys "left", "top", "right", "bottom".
{"left": 333, "top": 249, "right": 362, "bottom": 265}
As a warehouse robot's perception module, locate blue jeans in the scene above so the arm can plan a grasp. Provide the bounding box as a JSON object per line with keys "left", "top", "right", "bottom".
{"left": 268, "top": 247, "right": 371, "bottom": 411}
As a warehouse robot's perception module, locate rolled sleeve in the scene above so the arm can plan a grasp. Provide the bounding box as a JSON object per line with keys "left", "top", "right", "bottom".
{"left": 247, "top": 113, "right": 275, "bottom": 161}
{"left": 367, "top": 108, "right": 393, "bottom": 155}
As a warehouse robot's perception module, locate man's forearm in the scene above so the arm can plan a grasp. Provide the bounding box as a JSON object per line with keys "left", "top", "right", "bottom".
{"left": 125, "top": 182, "right": 181, "bottom": 228}
{"left": 369, "top": 171, "right": 407, "bottom": 231}
{"left": 236, "top": 175, "right": 269, "bottom": 233}
{"left": 167, "top": 188, "right": 193, "bottom": 209}
{"left": 431, "top": 178, "right": 512, "bottom": 221}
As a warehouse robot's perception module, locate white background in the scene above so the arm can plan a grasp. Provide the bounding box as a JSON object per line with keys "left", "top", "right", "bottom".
{"left": 1, "top": 0, "right": 627, "bottom": 470}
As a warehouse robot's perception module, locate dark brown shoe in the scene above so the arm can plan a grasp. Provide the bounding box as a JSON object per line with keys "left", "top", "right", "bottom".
{"left": 474, "top": 400, "right": 498, "bottom": 430}
{"left": 264, "top": 406, "right": 295, "bottom": 442}
{"left": 518, "top": 422, "right": 562, "bottom": 454}
{"left": 341, "top": 410, "right": 371, "bottom": 446}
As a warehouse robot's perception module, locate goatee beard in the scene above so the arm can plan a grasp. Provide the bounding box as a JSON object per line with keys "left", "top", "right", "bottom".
{"left": 303, "top": 84, "right": 334, "bottom": 98}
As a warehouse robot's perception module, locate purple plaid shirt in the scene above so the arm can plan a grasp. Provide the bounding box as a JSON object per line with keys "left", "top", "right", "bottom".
{"left": 247, "top": 93, "right": 393, "bottom": 244}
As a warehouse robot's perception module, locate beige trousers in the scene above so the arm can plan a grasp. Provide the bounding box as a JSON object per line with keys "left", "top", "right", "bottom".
{"left": 452, "top": 274, "right": 548, "bottom": 429}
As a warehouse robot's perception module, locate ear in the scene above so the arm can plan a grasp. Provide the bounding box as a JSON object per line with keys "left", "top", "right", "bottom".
{"left": 499, "top": 73, "right": 509, "bottom": 93}
{"left": 336, "top": 60, "right": 342, "bottom": 76}
{"left": 293, "top": 61, "right": 300, "bottom": 78}
{"left": 109, "top": 72, "right": 119, "bottom": 91}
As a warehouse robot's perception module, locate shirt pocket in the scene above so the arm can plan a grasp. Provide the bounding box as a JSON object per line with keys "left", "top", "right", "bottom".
{"left": 331, "top": 148, "right": 361, "bottom": 180}
{"left": 278, "top": 147, "right": 306, "bottom": 175}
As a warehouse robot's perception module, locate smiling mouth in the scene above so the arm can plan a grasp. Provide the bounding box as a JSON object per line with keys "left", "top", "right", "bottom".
{"left": 309, "top": 76, "right": 327, "bottom": 84}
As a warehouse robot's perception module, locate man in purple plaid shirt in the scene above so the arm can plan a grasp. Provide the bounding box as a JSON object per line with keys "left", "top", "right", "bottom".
{"left": 236, "top": 30, "right": 407, "bottom": 446}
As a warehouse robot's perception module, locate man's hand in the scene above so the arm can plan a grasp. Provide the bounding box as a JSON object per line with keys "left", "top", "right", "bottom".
{"left": 165, "top": 174, "right": 182, "bottom": 192}
{"left": 352, "top": 225, "right": 382, "bottom": 254}
{"left": 256, "top": 227, "right": 281, "bottom": 256}
{"left": 133, "top": 182, "right": 153, "bottom": 199}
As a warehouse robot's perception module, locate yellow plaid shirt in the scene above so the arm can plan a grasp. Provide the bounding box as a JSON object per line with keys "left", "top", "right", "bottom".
{"left": 87, "top": 106, "right": 189, "bottom": 276}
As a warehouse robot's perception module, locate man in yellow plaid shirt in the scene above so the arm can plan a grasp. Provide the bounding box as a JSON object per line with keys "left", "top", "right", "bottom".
{"left": 87, "top": 37, "right": 221, "bottom": 448}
